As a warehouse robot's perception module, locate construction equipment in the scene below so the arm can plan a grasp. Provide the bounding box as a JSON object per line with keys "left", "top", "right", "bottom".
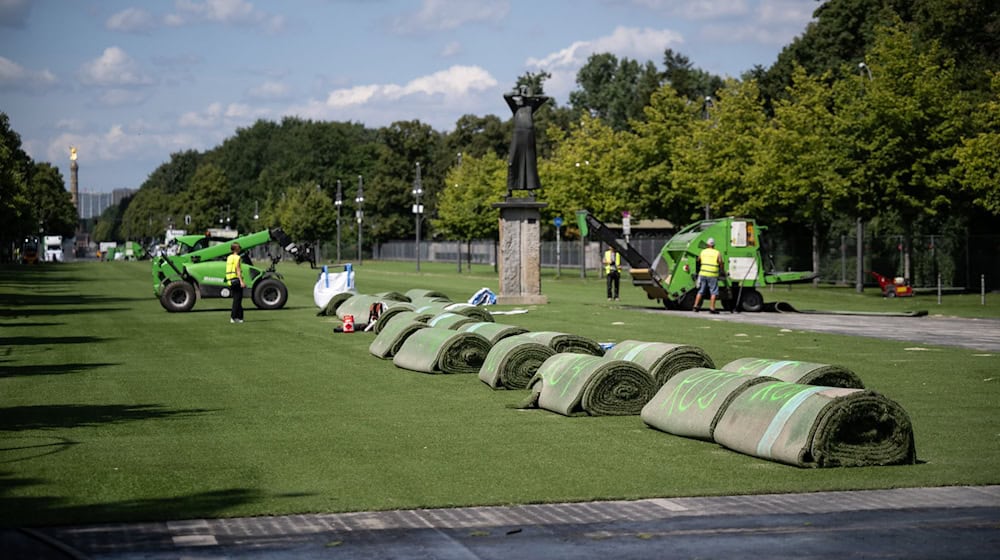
{"left": 870, "top": 271, "right": 914, "bottom": 298}
{"left": 582, "top": 212, "right": 815, "bottom": 311}
{"left": 151, "top": 228, "right": 307, "bottom": 313}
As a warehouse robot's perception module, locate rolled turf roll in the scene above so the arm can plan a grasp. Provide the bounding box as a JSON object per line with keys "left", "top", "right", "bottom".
{"left": 316, "top": 291, "right": 355, "bottom": 316}
{"left": 393, "top": 327, "right": 492, "bottom": 374}
{"left": 458, "top": 322, "right": 529, "bottom": 345}
{"left": 443, "top": 303, "right": 493, "bottom": 323}
{"left": 640, "top": 368, "right": 774, "bottom": 440}
{"left": 721, "top": 358, "right": 865, "bottom": 389}
{"left": 425, "top": 312, "right": 478, "bottom": 330}
{"left": 372, "top": 302, "right": 416, "bottom": 334}
{"left": 526, "top": 353, "right": 656, "bottom": 416}
{"left": 713, "top": 381, "right": 916, "bottom": 467}
{"left": 335, "top": 294, "right": 387, "bottom": 323}
{"left": 519, "top": 331, "right": 604, "bottom": 356}
{"left": 369, "top": 319, "right": 429, "bottom": 359}
{"left": 405, "top": 289, "right": 451, "bottom": 301}
{"left": 478, "top": 335, "right": 555, "bottom": 389}
{"left": 374, "top": 291, "right": 410, "bottom": 302}
{"left": 604, "top": 340, "right": 715, "bottom": 387}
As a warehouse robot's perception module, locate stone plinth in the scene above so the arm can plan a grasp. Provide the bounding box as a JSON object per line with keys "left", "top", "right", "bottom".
{"left": 492, "top": 198, "right": 548, "bottom": 305}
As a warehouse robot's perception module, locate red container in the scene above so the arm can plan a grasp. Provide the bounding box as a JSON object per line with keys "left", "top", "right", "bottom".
{"left": 343, "top": 314, "right": 355, "bottom": 333}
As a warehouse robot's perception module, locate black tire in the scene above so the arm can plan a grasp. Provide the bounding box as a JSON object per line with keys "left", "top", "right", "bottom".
{"left": 886, "top": 290, "right": 896, "bottom": 298}
{"left": 160, "top": 281, "right": 196, "bottom": 312}
{"left": 677, "top": 290, "right": 697, "bottom": 311}
{"left": 739, "top": 289, "right": 764, "bottom": 312}
{"left": 252, "top": 277, "right": 288, "bottom": 310}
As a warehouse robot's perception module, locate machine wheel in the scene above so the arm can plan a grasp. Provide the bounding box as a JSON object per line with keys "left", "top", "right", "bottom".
{"left": 252, "top": 278, "right": 288, "bottom": 310}
{"left": 886, "top": 290, "right": 896, "bottom": 298}
{"left": 739, "top": 289, "right": 764, "bottom": 312}
{"left": 160, "top": 281, "right": 196, "bottom": 312}
{"left": 677, "top": 290, "right": 697, "bottom": 311}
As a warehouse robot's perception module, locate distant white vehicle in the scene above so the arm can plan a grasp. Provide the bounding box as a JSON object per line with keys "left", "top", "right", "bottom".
{"left": 43, "top": 235, "right": 63, "bottom": 262}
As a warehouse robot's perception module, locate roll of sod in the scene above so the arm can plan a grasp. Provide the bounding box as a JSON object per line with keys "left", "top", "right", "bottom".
{"left": 374, "top": 291, "right": 410, "bottom": 302}
{"left": 458, "top": 322, "right": 529, "bottom": 345}
{"left": 336, "top": 294, "right": 386, "bottom": 323}
{"left": 425, "top": 312, "right": 478, "bottom": 330}
{"left": 405, "top": 289, "right": 451, "bottom": 301}
{"left": 393, "top": 327, "right": 492, "bottom": 374}
{"left": 526, "top": 353, "right": 656, "bottom": 416}
{"left": 316, "top": 291, "right": 355, "bottom": 316}
{"left": 641, "top": 368, "right": 774, "bottom": 440}
{"left": 604, "top": 340, "right": 715, "bottom": 387}
{"left": 520, "top": 331, "right": 603, "bottom": 356}
{"left": 369, "top": 319, "right": 429, "bottom": 359}
{"left": 444, "top": 303, "right": 493, "bottom": 323}
{"left": 713, "top": 381, "right": 916, "bottom": 467}
{"left": 721, "top": 358, "right": 865, "bottom": 389}
{"left": 372, "top": 302, "right": 417, "bottom": 334}
{"left": 478, "top": 335, "right": 556, "bottom": 389}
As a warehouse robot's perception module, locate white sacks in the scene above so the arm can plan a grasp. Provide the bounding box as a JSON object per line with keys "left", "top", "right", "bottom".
{"left": 314, "top": 264, "right": 356, "bottom": 308}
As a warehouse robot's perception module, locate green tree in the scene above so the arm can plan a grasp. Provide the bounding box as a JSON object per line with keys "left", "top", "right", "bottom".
{"left": 184, "top": 163, "right": 231, "bottom": 231}
{"left": 433, "top": 152, "right": 505, "bottom": 264}
{"left": 570, "top": 53, "right": 661, "bottom": 131}
{"left": 662, "top": 49, "right": 725, "bottom": 102}
{"left": 623, "top": 83, "right": 697, "bottom": 225}
{"left": 272, "top": 183, "right": 337, "bottom": 243}
{"left": 0, "top": 113, "right": 34, "bottom": 253}
{"left": 29, "top": 163, "right": 78, "bottom": 238}
{"left": 671, "top": 79, "right": 767, "bottom": 222}
{"left": 954, "top": 72, "right": 1000, "bottom": 215}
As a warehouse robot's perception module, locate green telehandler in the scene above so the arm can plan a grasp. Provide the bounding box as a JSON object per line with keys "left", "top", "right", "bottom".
{"left": 151, "top": 228, "right": 309, "bottom": 313}
{"left": 583, "top": 212, "right": 815, "bottom": 311}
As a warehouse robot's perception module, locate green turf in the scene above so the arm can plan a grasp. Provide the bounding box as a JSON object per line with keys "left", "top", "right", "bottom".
{"left": 1, "top": 260, "right": 998, "bottom": 527}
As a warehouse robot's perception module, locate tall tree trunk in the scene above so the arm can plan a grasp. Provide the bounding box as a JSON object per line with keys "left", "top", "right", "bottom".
{"left": 812, "top": 225, "right": 821, "bottom": 287}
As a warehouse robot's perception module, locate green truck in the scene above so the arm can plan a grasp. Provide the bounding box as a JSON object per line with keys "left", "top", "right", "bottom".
{"left": 583, "top": 212, "right": 815, "bottom": 311}
{"left": 152, "top": 228, "right": 306, "bottom": 313}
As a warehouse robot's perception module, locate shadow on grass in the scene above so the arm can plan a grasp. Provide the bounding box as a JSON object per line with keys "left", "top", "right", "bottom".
{"left": 0, "top": 470, "right": 287, "bottom": 527}
{"left": 0, "top": 403, "right": 214, "bottom": 431}
{"left": 0, "top": 322, "right": 64, "bottom": 328}
{"left": 0, "top": 307, "right": 131, "bottom": 318}
{"left": 0, "top": 293, "right": 145, "bottom": 308}
{"left": 2, "top": 336, "right": 110, "bottom": 347}
{"left": 0, "top": 362, "right": 119, "bottom": 379}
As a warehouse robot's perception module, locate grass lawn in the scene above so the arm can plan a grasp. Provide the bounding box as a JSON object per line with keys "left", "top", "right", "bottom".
{"left": 1, "top": 259, "right": 998, "bottom": 527}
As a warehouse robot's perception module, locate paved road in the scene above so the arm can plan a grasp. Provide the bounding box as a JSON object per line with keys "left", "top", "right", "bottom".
{"left": 5, "top": 486, "right": 999, "bottom": 559}
{"left": 633, "top": 307, "right": 1000, "bottom": 352}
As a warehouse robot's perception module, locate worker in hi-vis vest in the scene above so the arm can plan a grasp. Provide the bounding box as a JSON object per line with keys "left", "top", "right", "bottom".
{"left": 225, "top": 242, "right": 245, "bottom": 323}
{"left": 693, "top": 237, "right": 725, "bottom": 314}
{"left": 603, "top": 246, "right": 621, "bottom": 301}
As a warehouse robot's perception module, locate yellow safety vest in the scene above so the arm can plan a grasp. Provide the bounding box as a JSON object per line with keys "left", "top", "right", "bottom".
{"left": 698, "top": 247, "right": 721, "bottom": 277}
{"left": 225, "top": 253, "right": 242, "bottom": 281}
{"left": 604, "top": 250, "right": 621, "bottom": 274}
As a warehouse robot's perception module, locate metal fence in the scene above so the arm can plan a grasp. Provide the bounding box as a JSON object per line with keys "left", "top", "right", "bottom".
{"left": 360, "top": 230, "right": 998, "bottom": 291}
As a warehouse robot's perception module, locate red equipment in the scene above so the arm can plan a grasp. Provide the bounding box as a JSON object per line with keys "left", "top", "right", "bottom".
{"left": 870, "top": 271, "right": 914, "bottom": 298}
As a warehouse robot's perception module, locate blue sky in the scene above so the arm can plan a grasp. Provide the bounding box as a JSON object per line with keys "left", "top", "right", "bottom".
{"left": 2, "top": 0, "right": 816, "bottom": 193}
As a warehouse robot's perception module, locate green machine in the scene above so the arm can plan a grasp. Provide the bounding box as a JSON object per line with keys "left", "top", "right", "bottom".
{"left": 583, "top": 212, "right": 815, "bottom": 311}
{"left": 151, "top": 228, "right": 307, "bottom": 313}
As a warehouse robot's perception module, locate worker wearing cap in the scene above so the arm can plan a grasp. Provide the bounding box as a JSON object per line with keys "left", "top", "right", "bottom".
{"left": 693, "top": 238, "right": 724, "bottom": 314}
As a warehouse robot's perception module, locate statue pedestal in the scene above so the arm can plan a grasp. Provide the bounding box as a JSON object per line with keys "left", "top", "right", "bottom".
{"left": 492, "top": 198, "right": 548, "bottom": 305}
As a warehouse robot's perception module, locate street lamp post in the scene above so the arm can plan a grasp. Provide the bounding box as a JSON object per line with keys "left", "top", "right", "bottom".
{"left": 334, "top": 180, "right": 342, "bottom": 262}
{"left": 856, "top": 62, "right": 873, "bottom": 293}
{"left": 412, "top": 162, "right": 424, "bottom": 272}
{"left": 355, "top": 175, "right": 364, "bottom": 265}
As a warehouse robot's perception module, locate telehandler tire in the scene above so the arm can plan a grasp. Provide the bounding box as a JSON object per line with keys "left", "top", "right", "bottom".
{"left": 160, "top": 281, "right": 196, "bottom": 312}
{"left": 739, "top": 289, "right": 764, "bottom": 312}
{"left": 252, "top": 278, "right": 288, "bottom": 310}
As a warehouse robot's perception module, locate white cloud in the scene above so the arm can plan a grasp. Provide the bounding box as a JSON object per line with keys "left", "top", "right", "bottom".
{"left": 628, "top": 0, "right": 749, "bottom": 20}
{"left": 106, "top": 7, "right": 157, "bottom": 32}
{"left": 78, "top": 47, "right": 153, "bottom": 87}
{"left": 167, "top": 0, "right": 286, "bottom": 33}
{"left": 701, "top": 0, "right": 815, "bottom": 46}
{"left": 179, "top": 101, "right": 271, "bottom": 128}
{"left": 0, "top": 56, "right": 57, "bottom": 90}
{"left": 323, "top": 65, "right": 498, "bottom": 108}
{"left": 527, "top": 26, "right": 683, "bottom": 70}
{"left": 391, "top": 0, "right": 509, "bottom": 34}
{"left": 247, "top": 80, "right": 290, "bottom": 100}
{"left": 441, "top": 41, "right": 462, "bottom": 57}
{"left": 46, "top": 124, "right": 202, "bottom": 164}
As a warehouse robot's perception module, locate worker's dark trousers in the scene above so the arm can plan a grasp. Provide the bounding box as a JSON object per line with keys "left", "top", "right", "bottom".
{"left": 606, "top": 271, "right": 620, "bottom": 299}
{"left": 230, "top": 281, "right": 244, "bottom": 321}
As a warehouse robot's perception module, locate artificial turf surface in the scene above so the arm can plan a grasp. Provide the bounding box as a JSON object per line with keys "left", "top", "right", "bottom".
{"left": 1, "top": 260, "right": 998, "bottom": 527}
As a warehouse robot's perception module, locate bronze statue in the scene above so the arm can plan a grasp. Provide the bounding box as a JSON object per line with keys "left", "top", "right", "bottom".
{"left": 504, "top": 86, "right": 549, "bottom": 198}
